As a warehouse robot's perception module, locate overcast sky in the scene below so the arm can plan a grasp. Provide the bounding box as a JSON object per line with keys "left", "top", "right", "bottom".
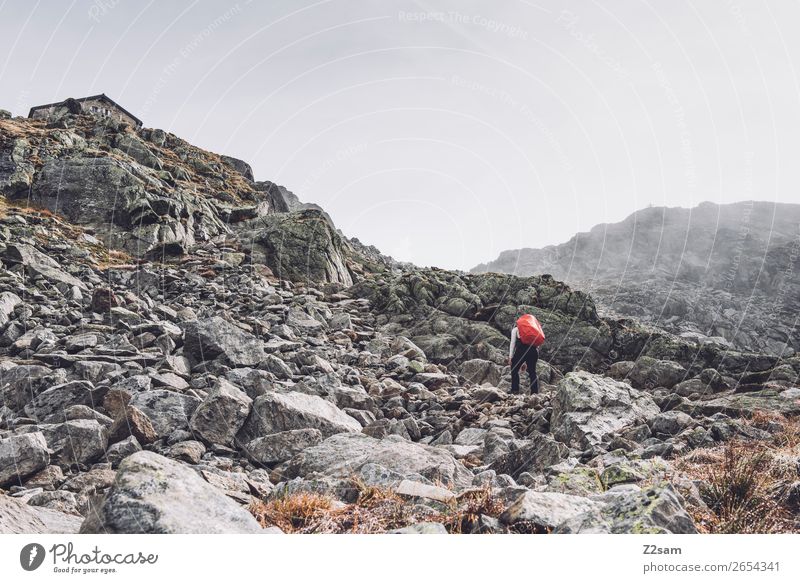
{"left": 1, "top": 0, "right": 798, "bottom": 270}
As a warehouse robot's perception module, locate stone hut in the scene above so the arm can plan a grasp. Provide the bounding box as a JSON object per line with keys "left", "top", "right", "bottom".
{"left": 28, "top": 94, "right": 143, "bottom": 128}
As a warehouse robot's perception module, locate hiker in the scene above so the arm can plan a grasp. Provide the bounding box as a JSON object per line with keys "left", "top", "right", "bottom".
{"left": 508, "top": 314, "right": 544, "bottom": 394}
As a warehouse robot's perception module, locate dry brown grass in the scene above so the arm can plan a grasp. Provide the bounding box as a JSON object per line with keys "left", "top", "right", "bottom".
{"left": 442, "top": 487, "right": 506, "bottom": 534}
{"left": 248, "top": 481, "right": 506, "bottom": 534}
{"left": 94, "top": 248, "right": 136, "bottom": 270}
{"left": 674, "top": 410, "right": 800, "bottom": 534}
{"left": 250, "top": 491, "right": 335, "bottom": 532}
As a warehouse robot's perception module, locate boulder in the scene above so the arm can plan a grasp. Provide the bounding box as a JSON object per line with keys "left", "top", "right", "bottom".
{"left": 550, "top": 371, "right": 660, "bottom": 449}
{"left": 168, "top": 440, "right": 206, "bottom": 465}
{"left": 648, "top": 411, "right": 694, "bottom": 436}
{"left": 460, "top": 359, "right": 502, "bottom": 386}
{"left": 39, "top": 420, "right": 108, "bottom": 466}
{"left": 673, "top": 378, "right": 712, "bottom": 397}
{"left": 0, "top": 432, "right": 50, "bottom": 487}
{"left": 237, "top": 391, "right": 361, "bottom": 442}
{"left": 613, "top": 357, "right": 687, "bottom": 390}
{"left": 0, "top": 493, "right": 82, "bottom": 534}
{"left": 129, "top": 390, "right": 201, "bottom": 438}
{"left": 394, "top": 479, "right": 455, "bottom": 503}
{"left": 0, "top": 364, "right": 62, "bottom": 411}
{"left": 220, "top": 154, "right": 254, "bottom": 181}
{"left": 105, "top": 436, "right": 142, "bottom": 467}
{"left": 181, "top": 316, "right": 266, "bottom": 367}
{"left": 487, "top": 432, "right": 569, "bottom": 479}
{"left": 108, "top": 405, "right": 158, "bottom": 445}
{"left": 24, "top": 380, "right": 96, "bottom": 421}
{"left": 244, "top": 428, "right": 323, "bottom": 465}
{"left": 501, "top": 490, "right": 604, "bottom": 530}
{"left": 79, "top": 451, "right": 262, "bottom": 533}
{"left": 553, "top": 482, "right": 697, "bottom": 534}
{"left": 189, "top": 379, "right": 252, "bottom": 447}
{"left": 276, "top": 433, "right": 473, "bottom": 489}
{"left": 0, "top": 291, "right": 21, "bottom": 327}
{"left": 698, "top": 387, "right": 800, "bottom": 417}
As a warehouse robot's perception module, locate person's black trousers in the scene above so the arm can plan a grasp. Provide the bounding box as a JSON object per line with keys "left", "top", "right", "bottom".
{"left": 511, "top": 344, "right": 539, "bottom": 393}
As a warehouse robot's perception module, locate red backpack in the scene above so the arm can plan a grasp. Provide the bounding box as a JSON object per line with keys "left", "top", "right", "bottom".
{"left": 517, "top": 314, "right": 545, "bottom": 347}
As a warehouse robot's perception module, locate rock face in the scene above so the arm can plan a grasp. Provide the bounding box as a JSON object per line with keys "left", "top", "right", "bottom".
{"left": 550, "top": 371, "right": 660, "bottom": 449}
{"left": 473, "top": 201, "right": 800, "bottom": 357}
{"left": 79, "top": 451, "right": 262, "bottom": 533}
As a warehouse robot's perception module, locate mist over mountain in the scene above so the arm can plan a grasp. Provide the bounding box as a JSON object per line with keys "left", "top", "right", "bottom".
{"left": 473, "top": 201, "right": 800, "bottom": 356}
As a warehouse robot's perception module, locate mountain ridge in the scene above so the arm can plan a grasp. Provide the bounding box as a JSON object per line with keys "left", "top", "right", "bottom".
{"left": 1, "top": 104, "right": 798, "bottom": 534}
{"left": 472, "top": 200, "right": 800, "bottom": 356}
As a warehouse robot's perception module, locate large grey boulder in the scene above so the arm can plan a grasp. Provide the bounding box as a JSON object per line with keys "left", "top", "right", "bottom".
{"left": 237, "top": 391, "right": 361, "bottom": 442}
{"left": 24, "top": 380, "right": 96, "bottom": 421}
{"left": 551, "top": 371, "right": 660, "bottom": 449}
{"left": 276, "top": 433, "right": 474, "bottom": 489}
{"left": 79, "top": 451, "right": 262, "bottom": 533}
{"left": 487, "top": 432, "right": 570, "bottom": 479}
{"left": 501, "top": 490, "right": 605, "bottom": 530}
{"left": 459, "top": 359, "right": 502, "bottom": 386}
{"left": 648, "top": 411, "right": 694, "bottom": 436}
{"left": 189, "top": 379, "right": 252, "bottom": 447}
{"left": 244, "top": 428, "right": 323, "bottom": 464}
{"left": 181, "top": 316, "right": 266, "bottom": 367}
{"left": 129, "top": 390, "right": 201, "bottom": 438}
{"left": 610, "top": 357, "right": 688, "bottom": 390}
{"left": 0, "top": 432, "right": 50, "bottom": 487}
{"left": 553, "top": 483, "right": 698, "bottom": 534}
{"left": 39, "top": 420, "right": 108, "bottom": 466}
{"left": 0, "top": 364, "right": 58, "bottom": 411}
{"left": 698, "top": 387, "right": 800, "bottom": 417}
{"left": 0, "top": 493, "right": 82, "bottom": 534}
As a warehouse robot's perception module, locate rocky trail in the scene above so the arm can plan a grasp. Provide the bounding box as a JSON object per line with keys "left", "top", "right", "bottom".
{"left": 1, "top": 106, "right": 799, "bottom": 534}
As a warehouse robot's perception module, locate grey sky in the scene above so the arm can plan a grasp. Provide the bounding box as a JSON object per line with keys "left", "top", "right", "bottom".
{"left": 2, "top": 0, "right": 798, "bottom": 270}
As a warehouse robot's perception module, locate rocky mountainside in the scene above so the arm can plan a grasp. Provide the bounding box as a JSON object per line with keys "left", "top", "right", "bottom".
{"left": 473, "top": 202, "right": 800, "bottom": 357}
{"left": 1, "top": 105, "right": 799, "bottom": 534}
